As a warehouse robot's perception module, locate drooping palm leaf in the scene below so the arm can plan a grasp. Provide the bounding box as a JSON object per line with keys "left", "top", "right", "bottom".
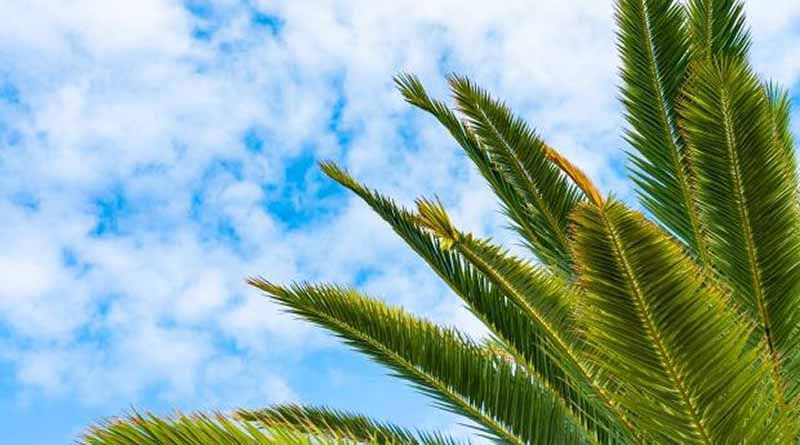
{"left": 765, "top": 83, "right": 799, "bottom": 190}
{"left": 447, "top": 76, "right": 587, "bottom": 277}
{"left": 250, "top": 280, "right": 597, "bottom": 445}
{"left": 84, "top": 412, "right": 320, "bottom": 445}
{"left": 572, "top": 199, "right": 791, "bottom": 443}
{"left": 413, "top": 198, "right": 636, "bottom": 439}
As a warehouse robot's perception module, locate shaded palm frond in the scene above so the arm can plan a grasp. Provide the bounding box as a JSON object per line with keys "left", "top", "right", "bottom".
{"left": 448, "top": 76, "right": 587, "bottom": 273}
{"left": 616, "top": 0, "right": 711, "bottom": 265}
{"left": 83, "top": 411, "right": 319, "bottom": 445}
{"left": 765, "top": 83, "right": 799, "bottom": 191}
{"left": 395, "top": 74, "right": 585, "bottom": 278}
{"left": 686, "top": 0, "right": 750, "bottom": 62}
{"left": 413, "top": 197, "right": 637, "bottom": 439}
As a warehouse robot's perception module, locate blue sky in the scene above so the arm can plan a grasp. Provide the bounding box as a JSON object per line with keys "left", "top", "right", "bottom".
{"left": 1, "top": 1, "right": 800, "bottom": 443}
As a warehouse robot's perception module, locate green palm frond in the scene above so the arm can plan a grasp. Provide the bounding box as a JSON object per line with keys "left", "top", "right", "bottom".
{"left": 765, "top": 83, "right": 799, "bottom": 189}
{"left": 395, "top": 74, "right": 582, "bottom": 278}
{"left": 447, "top": 76, "right": 587, "bottom": 275}
{"left": 83, "top": 412, "right": 324, "bottom": 445}
{"left": 238, "top": 405, "right": 460, "bottom": 445}
{"left": 572, "top": 199, "right": 790, "bottom": 443}
{"left": 320, "top": 163, "right": 627, "bottom": 444}
{"left": 413, "top": 198, "right": 636, "bottom": 439}
{"left": 679, "top": 57, "right": 800, "bottom": 407}
{"left": 686, "top": 0, "right": 750, "bottom": 62}
{"left": 616, "top": 0, "right": 711, "bottom": 265}
{"left": 249, "top": 280, "right": 597, "bottom": 445}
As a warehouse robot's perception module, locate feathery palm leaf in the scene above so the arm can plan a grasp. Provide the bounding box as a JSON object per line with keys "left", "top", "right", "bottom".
{"left": 448, "top": 76, "right": 587, "bottom": 276}
{"left": 395, "top": 74, "right": 583, "bottom": 278}
{"left": 84, "top": 410, "right": 462, "bottom": 445}
{"left": 238, "top": 405, "right": 460, "bottom": 445}
{"left": 686, "top": 0, "right": 750, "bottom": 62}
{"left": 84, "top": 412, "right": 328, "bottom": 445}
{"left": 413, "top": 198, "right": 636, "bottom": 439}
{"left": 615, "top": 0, "right": 709, "bottom": 264}
{"left": 679, "top": 57, "right": 800, "bottom": 407}
{"left": 572, "top": 199, "right": 791, "bottom": 443}
{"left": 765, "top": 83, "right": 799, "bottom": 190}
{"left": 250, "top": 280, "right": 596, "bottom": 445}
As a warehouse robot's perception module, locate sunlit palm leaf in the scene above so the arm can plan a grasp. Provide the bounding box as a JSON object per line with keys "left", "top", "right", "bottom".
{"left": 395, "top": 74, "right": 581, "bottom": 279}
{"left": 84, "top": 412, "right": 320, "bottom": 445}
{"left": 616, "top": 0, "right": 711, "bottom": 265}
{"left": 572, "top": 199, "right": 790, "bottom": 443}
{"left": 686, "top": 0, "right": 750, "bottom": 62}
{"left": 447, "top": 76, "right": 586, "bottom": 276}
{"left": 413, "top": 198, "right": 637, "bottom": 439}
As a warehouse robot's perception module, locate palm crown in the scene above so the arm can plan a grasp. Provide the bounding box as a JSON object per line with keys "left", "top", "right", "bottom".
{"left": 85, "top": 0, "right": 800, "bottom": 444}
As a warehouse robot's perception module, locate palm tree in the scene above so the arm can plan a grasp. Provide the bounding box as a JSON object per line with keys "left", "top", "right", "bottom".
{"left": 84, "top": 0, "right": 800, "bottom": 443}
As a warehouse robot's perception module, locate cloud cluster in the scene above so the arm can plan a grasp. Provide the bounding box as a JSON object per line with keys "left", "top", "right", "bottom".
{"left": 0, "top": 0, "right": 797, "bottom": 440}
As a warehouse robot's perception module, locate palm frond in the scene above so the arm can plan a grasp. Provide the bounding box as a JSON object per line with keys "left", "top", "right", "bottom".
{"left": 83, "top": 411, "right": 317, "bottom": 445}
{"left": 679, "top": 57, "right": 800, "bottom": 408}
{"left": 572, "top": 199, "right": 790, "bottom": 444}
{"left": 765, "top": 83, "right": 799, "bottom": 190}
{"left": 395, "top": 74, "right": 585, "bottom": 278}
{"left": 249, "top": 280, "right": 597, "bottom": 445}
{"left": 448, "top": 76, "right": 587, "bottom": 273}
{"left": 413, "top": 198, "right": 636, "bottom": 439}
{"left": 238, "top": 405, "right": 461, "bottom": 445}
{"left": 616, "top": 0, "right": 711, "bottom": 265}
{"left": 320, "top": 163, "right": 628, "bottom": 444}
{"left": 686, "top": 0, "right": 750, "bottom": 62}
